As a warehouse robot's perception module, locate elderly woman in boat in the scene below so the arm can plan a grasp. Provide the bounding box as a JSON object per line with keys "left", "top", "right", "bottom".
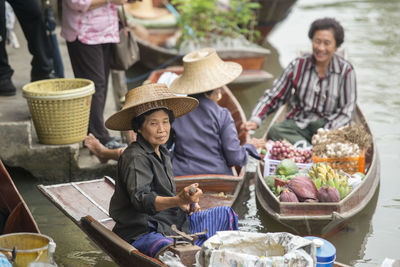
{"left": 105, "top": 83, "right": 239, "bottom": 258}
{"left": 85, "top": 48, "right": 264, "bottom": 174}
{"left": 169, "top": 47, "right": 264, "bottom": 176}
{"left": 244, "top": 17, "right": 357, "bottom": 145}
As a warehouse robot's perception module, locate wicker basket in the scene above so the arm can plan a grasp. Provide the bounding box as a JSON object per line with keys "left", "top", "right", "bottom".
{"left": 22, "top": 78, "right": 95, "bottom": 145}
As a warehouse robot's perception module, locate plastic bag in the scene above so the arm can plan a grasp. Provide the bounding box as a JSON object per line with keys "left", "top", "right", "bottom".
{"left": 158, "top": 251, "right": 186, "bottom": 267}
{"left": 196, "top": 231, "right": 315, "bottom": 267}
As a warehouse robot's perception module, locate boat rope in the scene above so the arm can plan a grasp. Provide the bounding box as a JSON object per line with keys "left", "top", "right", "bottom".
{"left": 125, "top": 55, "right": 183, "bottom": 84}
{"left": 71, "top": 182, "right": 110, "bottom": 216}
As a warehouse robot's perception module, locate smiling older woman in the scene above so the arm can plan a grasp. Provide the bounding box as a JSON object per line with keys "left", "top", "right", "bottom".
{"left": 105, "top": 83, "right": 239, "bottom": 258}
{"left": 245, "top": 17, "right": 357, "bottom": 145}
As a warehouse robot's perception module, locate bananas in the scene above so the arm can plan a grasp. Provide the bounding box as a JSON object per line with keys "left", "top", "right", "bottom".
{"left": 308, "top": 163, "right": 351, "bottom": 199}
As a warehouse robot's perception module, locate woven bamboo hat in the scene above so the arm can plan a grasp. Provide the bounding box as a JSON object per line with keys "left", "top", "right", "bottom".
{"left": 124, "top": 0, "right": 170, "bottom": 20}
{"left": 105, "top": 83, "right": 198, "bottom": 131}
{"left": 169, "top": 47, "right": 242, "bottom": 95}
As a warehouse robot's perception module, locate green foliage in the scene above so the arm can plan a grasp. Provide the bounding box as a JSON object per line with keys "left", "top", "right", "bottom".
{"left": 171, "top": 0, "right": 260, "bottom": 46}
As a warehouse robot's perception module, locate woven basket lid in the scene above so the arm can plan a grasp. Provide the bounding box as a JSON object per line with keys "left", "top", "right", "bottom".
{"left": 105, "top": 83, "right": 198, "bottom": 131}
{"left": 124, "top": 0, "right": 170, "bottom": 20}
{"left": 169, "top": 47, "right": 242, "bottom": 95}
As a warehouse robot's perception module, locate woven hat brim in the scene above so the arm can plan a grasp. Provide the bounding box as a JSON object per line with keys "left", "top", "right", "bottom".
{"left": 169, "top": 61, "right": 242, "bottom": 95}
{"left": 105, "top": 96, "right": 198, "bottom": 131}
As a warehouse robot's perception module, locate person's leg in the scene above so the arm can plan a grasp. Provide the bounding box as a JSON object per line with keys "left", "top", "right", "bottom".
{"left": 84, "top": 134, "right": 123, "bottom": 163}
{"left": 67, "top": 40, "right": 112, "bottom": 145}
{"left": 10, "top": 0, "right": 54, "bottom": 80}
{"left": 189, "top": 206, "right": 238, "bottom": 247}
{"left": 306, "top": 118, "right": 327, "bottom": 138}
{"left": 0, "top": 0, "right": 15, "bottom": 96}
{"left": 131, "top": 232, "right": 173, "bottom": 258}
{"left": 267, "top": 119, "right": 310, "bottom": 145}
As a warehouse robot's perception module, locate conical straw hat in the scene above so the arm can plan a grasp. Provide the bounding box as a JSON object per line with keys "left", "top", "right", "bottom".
{"left": 124, "top": 0, "right": 170, "bottom": 20}
{"left": 169, "top": 47, "right": 242, "bottom": 95}
{"left": 105, "top": 83, "right": 198, "bottom": 131}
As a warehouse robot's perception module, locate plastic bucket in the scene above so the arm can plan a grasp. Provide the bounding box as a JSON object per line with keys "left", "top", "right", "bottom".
{"left": 305, "top": 236, "right": 336, "bottom": 267}
{"left": 0, "top": 233, "right": 52, "bottom": 267}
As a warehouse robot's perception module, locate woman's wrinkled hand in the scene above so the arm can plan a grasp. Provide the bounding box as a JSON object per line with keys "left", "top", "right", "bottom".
{"left": 181, "top": 202, "right": 201, "bottom": 215}
{"left": 242, "top": 121, "right": 258, "bottom": 131}
{"left": 177, "top": 183, "right": 202, "bottom": 205}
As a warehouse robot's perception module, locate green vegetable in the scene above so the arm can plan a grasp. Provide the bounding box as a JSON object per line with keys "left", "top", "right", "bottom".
{"left": 264, "top": 175, "right": 275, "bottom": 190}
{"left": 276, "top": 159, "right": 298, "bottom": 176}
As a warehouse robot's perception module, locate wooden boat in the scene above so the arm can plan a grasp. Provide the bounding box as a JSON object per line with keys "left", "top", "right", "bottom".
{"left": 38, "top": 173, "right": 246, "bottom": 267}
{"left": 255, "top": 105, "right": 380, "bottom": 235}
{"left": 0, "top": 160, "right": 40, "bottom": 235}
{"left": 256, "top": 0, "right": 298, "bottom": 41}
{"left": 132, "top": 26, "right": 273, "bottom": 84}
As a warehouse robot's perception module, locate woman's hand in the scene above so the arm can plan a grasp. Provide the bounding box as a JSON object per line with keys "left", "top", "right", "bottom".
{"left": 181, "top": 202, "right": 201, "bottom": 215}
{"left": 154, "top": 183, "right": 202, "bottom": 212}
{"left": 242, "top": 121, "right": 258, "bottom": 131}
{"left": 249, "top": 138, "right": 266, "bottom": 149}
{"left": 177, "top": 183, "right": 202, "bottom": 205}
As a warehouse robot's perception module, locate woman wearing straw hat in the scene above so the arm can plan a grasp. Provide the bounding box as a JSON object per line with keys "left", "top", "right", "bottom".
{"left": 169, "top": 48, "right": 264, "bottom": 177}
{"left": 105, "top": 83, "right": 239, "bottom": 258}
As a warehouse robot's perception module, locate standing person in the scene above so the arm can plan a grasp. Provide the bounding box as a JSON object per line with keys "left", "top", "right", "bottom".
{"left": 105, "top": 83, "right": 239, "bottom": 257}
{"left": 61, "top": 0, "right": 128, "bottom": 149}
{"left": 0, "top": 0, "right": 56, "bottom": 96}
{"left": 244, "top": 17, "right": 357, "bottom": 145}
{"left": 169, "top": 47, "right": 264, "bottom": 177}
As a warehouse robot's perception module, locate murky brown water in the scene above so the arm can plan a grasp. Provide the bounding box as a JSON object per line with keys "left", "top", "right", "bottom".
{"left": 10, "top": 0, "right": 400, "bottom": 266}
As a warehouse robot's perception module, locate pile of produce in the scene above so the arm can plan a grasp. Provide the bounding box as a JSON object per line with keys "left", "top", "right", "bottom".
{"left": 264, "top": 159, "right": 356, "bottom": 202}
{"left": 312, "top": 124, "right": 372, "bottom": 158}
{"left": 308, "top": 163, "right": 351, "bottom": 200}
{"left": 268, "top": 140, "right": 313, "bottom": 163}
{"left": 264, "top": 159, "right": 318, "bottom": 202}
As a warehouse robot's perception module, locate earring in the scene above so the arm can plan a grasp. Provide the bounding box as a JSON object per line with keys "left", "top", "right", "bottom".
{"left": 217, "top": 91, "right": 222, "bottom": 101}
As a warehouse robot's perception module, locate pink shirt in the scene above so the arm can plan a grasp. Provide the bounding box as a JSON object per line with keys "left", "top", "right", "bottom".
{"left": 61, "top": 0, "right": 119, "bottom": 45}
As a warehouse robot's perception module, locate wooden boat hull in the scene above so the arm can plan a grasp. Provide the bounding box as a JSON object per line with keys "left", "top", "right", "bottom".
{"left": 38, "top": 172, "right": 246, "bottom": 267}
{"left": 255, "top": 105, "right": 380, "bottom": 235}
{"left": 256, "top": 0, "right": 297, "bottom": 40}
{"left": 0, "top": 160, "right": 39, "bottom": 235}
{"left": 134, "top": 28, "right": 272, "bottom": 84}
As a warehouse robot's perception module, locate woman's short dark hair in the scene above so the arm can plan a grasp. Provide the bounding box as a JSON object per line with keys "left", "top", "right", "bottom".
{"left": 308, "top": 17, "right": 344, "bottom": 48}
{"left": 131, "top": 108, "right": 175, "bottom": 132}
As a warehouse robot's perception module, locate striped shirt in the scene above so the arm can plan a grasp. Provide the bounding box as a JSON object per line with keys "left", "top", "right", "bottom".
{"left": 250, "top": 54, "right": 357, "bottom": 129}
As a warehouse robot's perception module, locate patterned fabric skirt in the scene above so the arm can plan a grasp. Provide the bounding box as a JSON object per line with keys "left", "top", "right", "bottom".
{"left": 131, "top": 206, "right": 238, "bottom": 257}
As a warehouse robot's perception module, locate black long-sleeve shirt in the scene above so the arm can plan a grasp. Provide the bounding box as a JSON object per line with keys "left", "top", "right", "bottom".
{"left": 109, "top": 134, "right": 189, "bottom": 243}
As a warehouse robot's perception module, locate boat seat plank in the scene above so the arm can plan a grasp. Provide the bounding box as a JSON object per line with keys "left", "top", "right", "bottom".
{"left": 74, "top": 181, "right": 114, "bottom": 212}
{"left": 43, "top": 184, "right": 110, "bottom": 222}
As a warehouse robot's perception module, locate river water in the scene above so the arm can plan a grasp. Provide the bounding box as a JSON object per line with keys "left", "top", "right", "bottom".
{"left": 10, "top": 0, "right": 400, "bottom": 266}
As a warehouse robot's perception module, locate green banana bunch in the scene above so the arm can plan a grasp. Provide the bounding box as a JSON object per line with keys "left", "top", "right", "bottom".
{"left": 309, "top": 163, "right": 351, "bottom": 199}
